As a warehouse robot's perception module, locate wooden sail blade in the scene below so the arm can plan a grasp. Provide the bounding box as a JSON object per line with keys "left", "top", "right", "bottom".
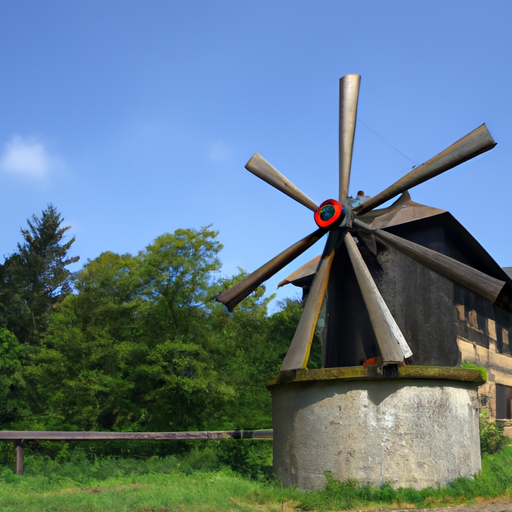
{"left": 280, "top": 233, "right": 336, "bottom": 371}
{"left": 355, "top": 124, "right": 496, "bottom": 215}
{"left": 372, "top": 228, "right": 506, "bottom": 303}
{"left": 215, "top": 229, "right": 326, "bottom": 311}
{"left": 339, "top": 74, "right": 361, "bottom": 202}
{"left": 344, "top": 233, "right": 412, "bottom": 362}
{"left": 245, "top": 153, "right": 319, "bottom": 211}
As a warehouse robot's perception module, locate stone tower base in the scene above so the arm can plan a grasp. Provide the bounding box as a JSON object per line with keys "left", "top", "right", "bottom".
{"left": 269, "top": 366, "right": 484, "bottom": 490}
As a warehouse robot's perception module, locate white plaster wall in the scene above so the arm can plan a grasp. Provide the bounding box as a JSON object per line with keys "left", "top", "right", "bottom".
{"left": 271, "top": 379, "right": 480, "bottom": 490}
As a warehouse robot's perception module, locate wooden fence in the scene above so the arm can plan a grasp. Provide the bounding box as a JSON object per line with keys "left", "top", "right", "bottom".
{"left": 0, "top": 430, "right": 273, "bottom": 475}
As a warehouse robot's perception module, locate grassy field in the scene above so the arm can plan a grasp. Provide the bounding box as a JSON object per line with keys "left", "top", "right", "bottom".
{"left": 0, "top": 444, "right": 512, "bottom": 511}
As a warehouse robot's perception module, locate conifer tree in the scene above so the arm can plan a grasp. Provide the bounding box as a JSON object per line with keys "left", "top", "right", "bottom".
{"left": 0, "top": 204, "right": 79, "bottom": 345}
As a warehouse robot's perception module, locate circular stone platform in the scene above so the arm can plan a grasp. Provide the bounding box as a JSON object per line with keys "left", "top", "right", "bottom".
{"left": 268, "top": 366, "right": 484, "bottom": 490}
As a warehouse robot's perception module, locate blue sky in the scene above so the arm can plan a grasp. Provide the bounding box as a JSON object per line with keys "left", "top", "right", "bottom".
{"left": 0, "top": 1, "right": 511, "bottom": 309}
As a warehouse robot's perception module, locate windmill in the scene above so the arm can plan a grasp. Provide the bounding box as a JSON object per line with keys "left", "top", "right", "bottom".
{"left": 216, "top": 74, "right": 498, "bottom": 373}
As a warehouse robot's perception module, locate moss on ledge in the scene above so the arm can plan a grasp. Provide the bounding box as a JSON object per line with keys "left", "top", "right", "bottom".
{"left": 460, "top": 360, "right": 488, "bottom": 382}
{"left": 268, "top": 364, "right": 486, "bottom": 388}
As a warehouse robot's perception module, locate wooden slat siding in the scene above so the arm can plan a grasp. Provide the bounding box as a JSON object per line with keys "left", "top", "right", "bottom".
{"left": 0, "top": 430, "right": 273, "bottom": 441}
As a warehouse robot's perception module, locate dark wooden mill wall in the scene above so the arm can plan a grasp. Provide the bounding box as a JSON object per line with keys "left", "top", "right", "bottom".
{"left": 324, "top": 242, "right": 459, "bottom": 368}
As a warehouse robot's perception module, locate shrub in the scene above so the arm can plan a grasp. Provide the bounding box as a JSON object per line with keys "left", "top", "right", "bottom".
{"left": 480, "top": 407, "right": 507, "bottom": 454}
{"left": 215, "top": 439, "right": 274, "bottom": 481}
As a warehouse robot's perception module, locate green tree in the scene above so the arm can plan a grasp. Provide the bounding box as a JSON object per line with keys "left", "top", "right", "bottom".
{"left": 135, "top": 226, "right": 222, "bottom": 336}
{"left": 0, "top": 204, "right": 79, "bottom": 345}
{"left": 25, "top": 250, "right": 151, "bottom": 431}
{"left": 205, "top": 281, "right": 302, "bottom": 429}
{"left": 28, "top": 227, "right": 235, "bottom": 432}
{"left": 129, "top": 226, "right": 231, "bottom": 430}
{"left": 0, "top": 328, "right": 30, "bottom": 425}
{"left": 22, "top": 226, "right": 306, "bottom": 437}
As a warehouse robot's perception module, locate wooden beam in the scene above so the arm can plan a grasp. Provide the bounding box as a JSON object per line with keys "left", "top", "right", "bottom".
{"left": 338, "top": 74, "right": 361, "bottom": 201}
{"left": 245, "top": 153, "right": 319, "bottom": 211}
{"left": 280, "top": 232, "right": 336, "bottom": 371}
{"left": 355, "top": 124, "right": 496, "bottom": 215}
{"left": 371, "top": 228, "right": 506, "bottom": 303}
{"left": 0, "top": 430, "right": 273, "bottom": 441}
{"left": 344, "top": 233, "right": 412, "bottom": 362}
{"left": 216, "top": 229, "right": 325, "bottom": 311}
{"left": 14, "top": 440, "right": 24, "bottom": 475}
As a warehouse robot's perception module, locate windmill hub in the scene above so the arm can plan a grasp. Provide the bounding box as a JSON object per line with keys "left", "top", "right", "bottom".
{"left": 314, "top": 199, "right": 345, "bottom": 229}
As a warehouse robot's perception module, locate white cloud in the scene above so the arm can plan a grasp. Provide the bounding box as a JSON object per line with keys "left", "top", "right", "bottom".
{"left": 0, "top": 135, "right": 61, "bottom": 178}
{"left": 207, "top": 141, "right": 233, "bottom": 163}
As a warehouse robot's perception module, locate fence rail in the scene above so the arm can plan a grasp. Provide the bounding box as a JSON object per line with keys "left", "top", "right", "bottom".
{"left": 0, "top": 429, "right": 273, "bottom": 475}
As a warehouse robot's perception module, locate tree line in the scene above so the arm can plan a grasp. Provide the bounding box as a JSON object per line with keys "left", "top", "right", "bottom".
{"left": 0, "top": 205, "right": 308, "bottom": 435}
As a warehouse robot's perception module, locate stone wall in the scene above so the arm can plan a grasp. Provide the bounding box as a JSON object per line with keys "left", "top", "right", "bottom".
{"left": 455, "top": 302, "right": 512, "bottom": 424}
{"left": 271, "top": 375, "right": 481, "bottom": 490}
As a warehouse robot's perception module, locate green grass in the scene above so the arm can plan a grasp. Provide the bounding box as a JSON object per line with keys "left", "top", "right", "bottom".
{"left": 0, "top": 461, "right": 302, "bottom": 512}
{"left": 1, "top": 445, "right": 512, "bottom": 511}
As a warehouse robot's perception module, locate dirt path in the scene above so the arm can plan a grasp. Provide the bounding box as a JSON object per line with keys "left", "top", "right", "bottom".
{"left": 362, "top": 501, "right": 512, "bottom": 512}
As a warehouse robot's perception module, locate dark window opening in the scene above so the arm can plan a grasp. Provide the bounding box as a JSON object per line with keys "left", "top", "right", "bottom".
{"left": 496, "top": 384, "right": 512, "bottom": 419}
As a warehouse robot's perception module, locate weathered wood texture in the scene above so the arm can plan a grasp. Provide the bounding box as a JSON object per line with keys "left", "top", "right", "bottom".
{"left": 216, "top": 229, "right": 325, "bottom": 311}
{"left": 0, "top": 430, "right": 272, "bottom": 475}
{"left": 14, "top": 440, "right": 24, "bottom": 476}
{"left": 245, "top": 153, "right": 318, "bottom": 211}
{"left": 344, "top": 233, "right": 412, "bottom": 362}
{"left": 0, "top": 430, "right": 273, "bottom": 441}
{"left": 372, "top": 228, "right": 506, "bottom": 303}
{"left": 323, "top": 239, "right": 377, "bottom": 367}
{"left": 338, "top": 74, "right": 360, "bottom": 201}
{"left": 355, "top": 124, "right": 496, "bottom": 215}
{"left": 370, "top": 243, "right": 460, "bottom": 366}
{"left": 281, "top": 233, "right": 336, "bottom": 371}
{"left": 268, "top": 366, "right": 485, "bottom": 386}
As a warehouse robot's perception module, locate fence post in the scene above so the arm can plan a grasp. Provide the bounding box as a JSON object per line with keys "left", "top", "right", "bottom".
{"left": 14, "top": 440, "right": 24, "bottom": 475}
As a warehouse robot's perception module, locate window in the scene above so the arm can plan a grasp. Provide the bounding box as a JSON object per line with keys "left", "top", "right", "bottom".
{"left": 496, "top": 384, "right": 512, "bottom": 419}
